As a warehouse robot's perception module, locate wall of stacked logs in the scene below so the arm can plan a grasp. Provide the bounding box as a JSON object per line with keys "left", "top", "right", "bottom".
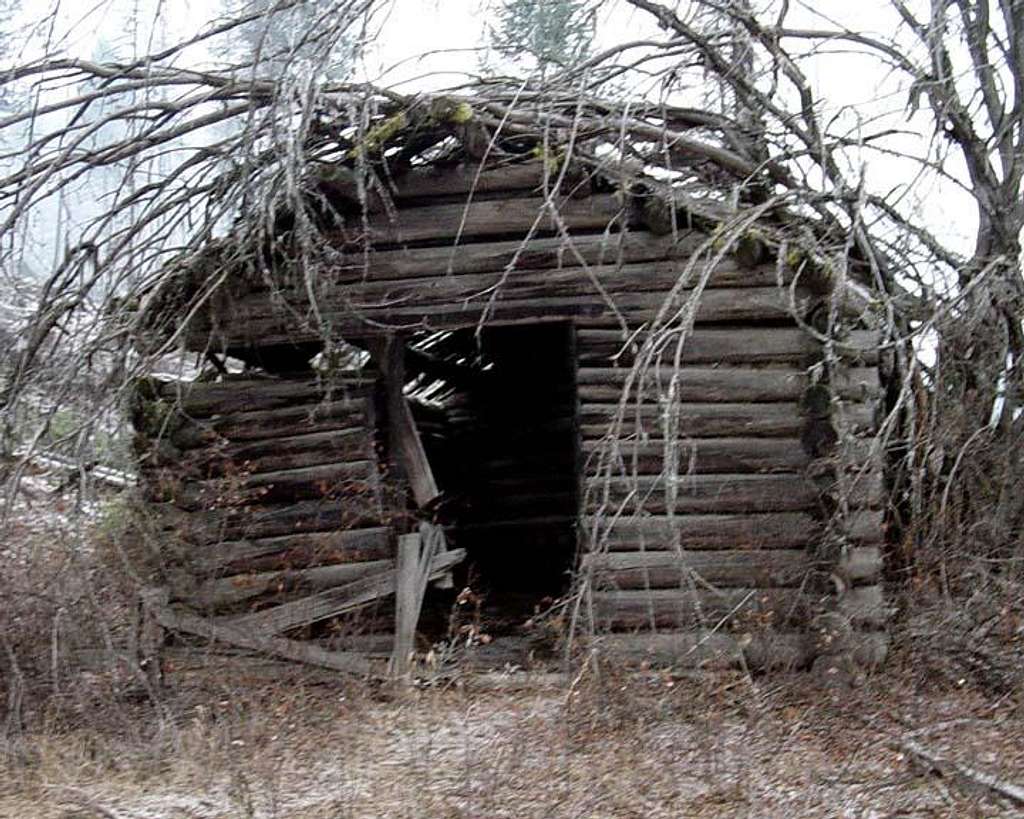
{"left": 154, "top": 158, "right": 888, "bottom": 671}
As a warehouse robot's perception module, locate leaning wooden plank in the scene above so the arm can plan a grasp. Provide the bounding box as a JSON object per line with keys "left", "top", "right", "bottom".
{"left": 184, "top": 559, "right": 395, "bottom": 610}
{"left": 194, "top": 527, "right": 394, "bottom": 574}
{"left": 374, "top": 336, "right": 441, "bottom": 507}
{"left": 591, "top": 585, "right": 886, "bottom": 629}
{"left": 580, "top": 509, "right": 885, "bottom": 551}
{"left": 390, "top": 532, "right": 421, "bottom": 676}
{"left": 230, "top": 548, "right": 466, "bottom": 637}
{"left": 596, "top": 630, "right": 889, "bottom": 669}
{"left": 576, "top": 327, "right": 880, "bottom": 366}
{"left": 581, "top": 546, "right": 882, "bottom": 589}
{"left": 140, "top": 587, "right": 376, "bottom": 676}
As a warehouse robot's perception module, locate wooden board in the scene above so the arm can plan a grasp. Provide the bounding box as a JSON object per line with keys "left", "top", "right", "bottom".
{"left": 582, "top": 546, "right": 882, "bottom": 589}
{"left": 591, "top": 585, "right": 886, "bottom": 629}
{"left": 194, "top": 527, "right": 395, "bottom": 574}
{"left": 584, "top": 472, "right": 883, "bottom": 515}
{"left": 576, "top": 327, "right": 881, "bottom": 366}
{"left": 594, "top": 630, "right": 890, "bottom": 670}
{"left": 580, "top": 509, "right": 885, "bottom": 551}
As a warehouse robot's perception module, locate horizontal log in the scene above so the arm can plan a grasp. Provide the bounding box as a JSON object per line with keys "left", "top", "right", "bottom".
{"left": 584, "top": 471, "right": 883, "bottom": 515}
{"left": 191, "top": 288, "right": 812, "bottom": 349}
{"left": 155, "top": 498, "right": 386, "bottom": 544}
{"left": 347, "top": 193, "right": 624, "bottom": 245}
{"left": 329, "top": 229, "right": 712, "bottom": 284}
{"left": 388, "top": 161, "right": 547, "bottom": 200}
{"left": 194, "top": 527, "right": 394, "bottom": 574}
{"left": 591, "top": 585, "right": 886, "bottom": 630}
{"left": 580, "top": 401, "right": 875, "bottom": 439}
{"left": 582, "top": 546, "right": 882, "bottom": 589}
{"left": 582, "top": 437, "right": 875, "bottom": 474}
{"left": 148, "top": 460, "right": 380, "bottom": 510}
{"left": 585, "top": 473, "right": 820, "bottom": 515}
{"left": 165, "top": 400, "right": 371, "bottom": 449}
{"left": 183, "top": 559, "right": 395, "bottom": 610}
{"left": 186, "top": 429, "right": 375, "bottom": 477}
{"left": 580, "top": 509, "right": 885, "bottom": 551}
{"left": 576, "top": 366, "right": 879, "bottom": 403}
{"left": 153, "top": 377, "right": 372, "bottom": 418}
{"left": 227, "top": 548, "right": 466, "bottom": 636}
{"left": 595, "top": 630, "right": 889, "bottom": 670}
{"left": 576, "top": 327, "right": 881, "bottom": 366}
{"left": 237, "top": 261, "right": 788, "bottom": 320}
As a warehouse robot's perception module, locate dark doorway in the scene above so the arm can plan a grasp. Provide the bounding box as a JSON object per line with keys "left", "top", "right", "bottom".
{"left": 406, "top": 323, "right": 580, "bottom": 632}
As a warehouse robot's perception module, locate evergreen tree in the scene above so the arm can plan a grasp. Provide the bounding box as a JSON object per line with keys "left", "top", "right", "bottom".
{"left": 487, "top": 0, "right": 595, "bottom": 73}
{"left": 225, "top": 0, "right": 360, "bottom": 82}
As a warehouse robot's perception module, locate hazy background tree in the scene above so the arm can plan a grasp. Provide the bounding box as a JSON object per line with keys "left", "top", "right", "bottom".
{"left": 486, "top": 0, "right": 596, "bottom": 75}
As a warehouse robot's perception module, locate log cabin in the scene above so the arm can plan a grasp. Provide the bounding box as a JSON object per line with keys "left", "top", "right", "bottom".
{"left": 130, "top": 116, "right": 888, "bottom": 677}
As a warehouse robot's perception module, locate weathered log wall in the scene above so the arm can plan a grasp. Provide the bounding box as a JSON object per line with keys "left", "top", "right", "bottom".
{"left": 150, "top": 158, "right": 887, "bottom": 671}
{"left": 131, "top": 373, "right": 400, "bottom": 637}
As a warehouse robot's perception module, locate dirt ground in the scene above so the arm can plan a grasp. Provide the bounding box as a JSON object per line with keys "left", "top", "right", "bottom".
{"left": 1, "top": 658, "right": 1021, "bottom": 819}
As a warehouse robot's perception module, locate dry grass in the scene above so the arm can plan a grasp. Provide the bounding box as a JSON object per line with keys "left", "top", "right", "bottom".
{"left": 1, "top": 658, "right": 1022, "bottom": 819}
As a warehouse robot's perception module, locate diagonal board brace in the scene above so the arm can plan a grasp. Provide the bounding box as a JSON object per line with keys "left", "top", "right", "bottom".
{"left": 140, "top": 587, "right": 376, "bottom": 676}
{"left": 222, "top": 546, "right": 465, "bottom": 638}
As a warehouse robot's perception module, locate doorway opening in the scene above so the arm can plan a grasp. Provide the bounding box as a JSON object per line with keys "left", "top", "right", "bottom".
{"left": 404, "top": 322, "right": 580, "bottom": 634}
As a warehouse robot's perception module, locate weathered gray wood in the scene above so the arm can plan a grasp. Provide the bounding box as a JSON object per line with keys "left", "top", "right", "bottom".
{"left": 193, "top": 288, "right": 812, "bottom": 349}
{"left": 388, "top": 161, "right": 547, "bottom": 200}
{"left": 576, "top": 366, "right": 879, "bottom": 403}
{"left": 148, "top": 459, "right": 379, "bottom": 510}
{"left": 583, "top": 545, "right": 882, "bottom": 589}
{"left": 580, "top": 401, "right": 875, "bottom": 439}
{"left": 585, "top": 472, "right": 883, "bottom": 514}
{"left": 157, "top": 400, "right": 371, "bottom": 450}
{"left": 596, "top": 630, "right": 889, "bottom": 669}
{"left": 346, "top": 193, "right": 624, "bottom": 245}
{"left": 155, "top": 498, "right": 386, "bottom": 545}
{"left": 185, "top": 559, "right": 394, "bottom": 609}
{"left": 175, "top": 429, "right": 374, "bottom": 477}
{"left": 328, "top": 230, "right": 711, "bottom": 284}
{"left": 591, "top": 585, "right": 885, "bottom": 629}
{"left": 583, "top": 437, "right": 875, "bottom": 474}
{"left": 155, "top": 377, "right": 373, "bottom": 418}
{"left": 243, "top": 261, "right": 787, "bottom": 317}
{"left": 374, "top": 336, "right": 440, "bottom": 508}
{"left": 586, "top": 473, "right": 819, "bottom": 514}
{"left": 577, "top": 327, "right": 881, "bottom": 366}
{"left": 229, "top": 548, "right": 466, "bottom": 637}
{"left": 390, "top": 532, "right": 421, "bottom": 676}
{"left": 140, "top": 587, "right": 376, "bottom": 676}
{"left": 581, "top": 509, "right": 885, "bottom": 551}
{"left": 195, "top": 527, "right": 394, "bottom": 573}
